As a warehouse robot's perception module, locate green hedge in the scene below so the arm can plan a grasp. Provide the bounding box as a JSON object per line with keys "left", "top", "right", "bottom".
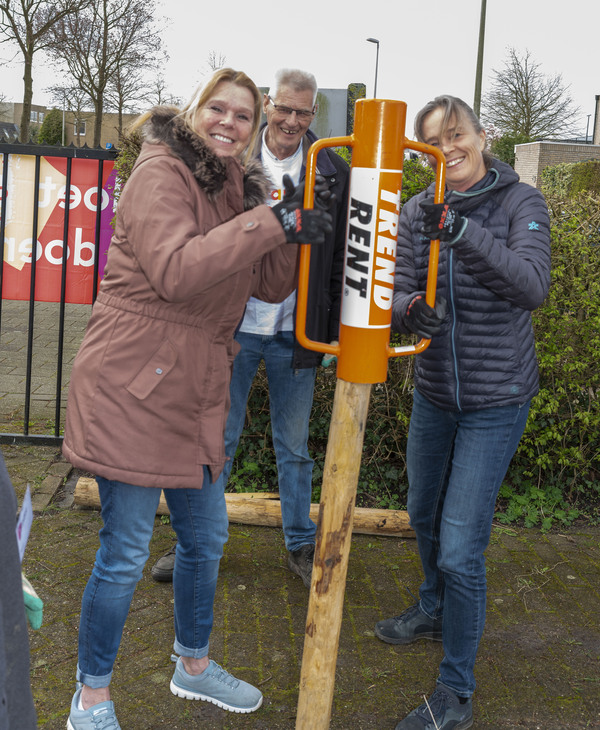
{"left": 542, "top": 159, "right": 600, "bottom": 198}
{"left": 497, "top": 193, "right": 600, "bottom": 528}
{"left": 229, "top": 193, "right": 600, "bottom": 530}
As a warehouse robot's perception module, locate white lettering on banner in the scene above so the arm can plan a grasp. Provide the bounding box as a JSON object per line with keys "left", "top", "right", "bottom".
{"left": 45, "top": 240, "right": 70, "bottom": 265}
{"left": 57, "top": 185, "right": 110, "bottom": 211}
{"left": 73, "top": 227, "right": 95, "bottom": 266}
{"left": 38, "top": 177, "right": 59, "bottom": 208}
{"left": 3, "top": 229, "right": 94, "bottom": 266}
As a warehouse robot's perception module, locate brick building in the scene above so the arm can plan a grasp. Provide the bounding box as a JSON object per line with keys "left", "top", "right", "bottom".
{"left": 514, "top": 94, "right": 600, "bottom": 189}
{"left": 0, "top": 102, "right": 137, "bottom": 147}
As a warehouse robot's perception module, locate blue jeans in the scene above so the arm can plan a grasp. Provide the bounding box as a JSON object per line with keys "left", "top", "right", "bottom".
{"left": 77, "top": 470, "right": 228, "bottom": 688}
{"left": 218, "top": 330, "right": 316, "bottom": 552}
{"left": 406, "top": 388, "right": 530, "bottom": 697}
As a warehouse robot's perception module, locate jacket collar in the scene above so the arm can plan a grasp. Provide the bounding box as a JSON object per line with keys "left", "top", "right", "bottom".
{"left": 142, "top": 106, "right": 270, "bottom": 209}
{"left": 254, "top": 123, "right": 337, "bottom": 178}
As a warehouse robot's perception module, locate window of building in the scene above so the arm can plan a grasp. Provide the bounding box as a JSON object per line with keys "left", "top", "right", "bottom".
{"left": 75, "top": 120, "right": 86, "bottom": 136}
{"left": 38, "top": 112, "right": 44, "bottom": 123}
{"left": 30, "top": 110, "right": 38, "bottom": 122}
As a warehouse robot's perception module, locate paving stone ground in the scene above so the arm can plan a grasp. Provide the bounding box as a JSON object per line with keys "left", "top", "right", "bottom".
{"left": 2, "top": 300, "right": 600, "bottom": 729}
{"left": 3, "top": 443, "right": 599, "bottom": 730}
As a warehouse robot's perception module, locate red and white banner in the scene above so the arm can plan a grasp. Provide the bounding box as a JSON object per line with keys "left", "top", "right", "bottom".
{"left": 1, "top": 154, "right": 116, "bottom": 304}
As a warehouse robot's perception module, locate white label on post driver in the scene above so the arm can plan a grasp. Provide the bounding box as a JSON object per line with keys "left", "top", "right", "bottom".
{"left": 341, "top": 167, "right": 402, "bottom": 329}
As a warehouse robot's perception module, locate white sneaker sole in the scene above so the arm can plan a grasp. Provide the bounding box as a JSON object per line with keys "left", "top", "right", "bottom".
{"left": 169, "top": 680, "right": 263, "bottom": 713}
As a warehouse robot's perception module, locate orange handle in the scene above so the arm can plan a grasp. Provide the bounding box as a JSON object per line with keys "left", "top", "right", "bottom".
{"left": 296, "top": 98, "right": 446, "bottom": 383}
{"left": 387, "top": 141, "right": 445, "bottom": 359}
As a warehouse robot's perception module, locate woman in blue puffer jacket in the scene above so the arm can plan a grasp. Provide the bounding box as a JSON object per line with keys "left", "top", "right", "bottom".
{"left": 375, "top": 95, "right": 551, "bottom": 730}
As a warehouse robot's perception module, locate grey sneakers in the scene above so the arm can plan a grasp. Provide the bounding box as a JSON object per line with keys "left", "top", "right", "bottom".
{"left": 374, "top": 603, "right": 443, "bottom": 645}
{"left": 67, "top": 689, "right": 121, "bottom": 730}
{"left": 170, "top": 657, "right": 263, "bottom": 713}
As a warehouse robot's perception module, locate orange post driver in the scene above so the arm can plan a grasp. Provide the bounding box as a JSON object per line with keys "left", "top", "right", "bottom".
{"left": 297, "top": 98, "right": 446, "bottom": 383}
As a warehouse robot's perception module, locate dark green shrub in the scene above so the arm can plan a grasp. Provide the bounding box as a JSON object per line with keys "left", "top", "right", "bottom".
{"left": 491, "top": 133, "right": 532, "bottom": 167}
{"left": 227, "top": 356, "right": 414, "bottom": 511}
{"left": 38, "top": 109, "right": 63, "bottom": 145}
{"left": 541, "top": 162, "right": 574, "bottom": 198}
{"left": 401, "top": 157, "right": 435, "bottom": 203}
{"left": 229, "top": 193, "right": 600, "bottom": 529}
{"left": 542, "top": 160, "right": 600, "bottom": 199}
{"left": 496, "top": 193, "right": 600, "bottom": 528}
{"left": 570, "top": 159, "right": 600, "bottom": 196}
{"left": 113, "top": 129, "right": 143, "bottom": 205}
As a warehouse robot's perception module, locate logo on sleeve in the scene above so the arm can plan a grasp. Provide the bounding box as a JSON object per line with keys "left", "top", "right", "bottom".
{"left": 528, "top": 221, "right": 540, "bottom": 231}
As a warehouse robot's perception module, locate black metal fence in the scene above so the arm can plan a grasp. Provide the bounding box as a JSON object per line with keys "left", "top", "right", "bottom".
{"left": 0, "top": 141, "right": 117, "bottom": 445}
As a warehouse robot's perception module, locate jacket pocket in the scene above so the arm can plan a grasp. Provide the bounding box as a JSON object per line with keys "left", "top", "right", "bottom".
{"left": 126, "top": 340, "right": 178, "bottom": 400}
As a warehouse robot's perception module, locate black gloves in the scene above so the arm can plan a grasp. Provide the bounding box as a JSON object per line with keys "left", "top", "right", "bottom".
{"left": 420, "top": 200, "right": 467, "bottom": 244}
{"left": 272, "top": 174, "right": 333, "bottom": 244}
{"left": 313, "top": 175, "right": 336, "bottom": 210}
{"left": 404, "top": 294, "right": 447, "bottom": 339}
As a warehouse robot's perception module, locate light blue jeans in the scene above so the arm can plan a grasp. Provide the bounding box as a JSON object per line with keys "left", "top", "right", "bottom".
{"left": 77, "top": 470, "right": 228, "bottom": 688}
{"left": 218, "top": 330, "right": 317, "bottom": 552}
{"left": 406, "top": 388, "right": 531, "bottom": 697}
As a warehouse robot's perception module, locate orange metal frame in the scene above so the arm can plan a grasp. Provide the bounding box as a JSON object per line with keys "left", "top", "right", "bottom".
{"left": 296, "top": 97, "right": 446, "bottom": 384}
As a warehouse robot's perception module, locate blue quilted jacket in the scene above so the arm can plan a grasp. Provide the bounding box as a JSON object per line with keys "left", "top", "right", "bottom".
{"left": 392, "top": 159, "right": 551, "bottom": 411}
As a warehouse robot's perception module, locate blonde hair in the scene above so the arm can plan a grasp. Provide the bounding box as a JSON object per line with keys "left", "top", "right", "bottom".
{"left": 180, "top": 68, "right": 262, "bottom": 165}
{"left": 132, "top": 68, "right": 262, "bottom": 165}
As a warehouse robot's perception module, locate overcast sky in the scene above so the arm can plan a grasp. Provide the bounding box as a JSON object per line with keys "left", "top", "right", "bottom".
{"left": 2, "top": 0, "right": 598, "bottom": 137}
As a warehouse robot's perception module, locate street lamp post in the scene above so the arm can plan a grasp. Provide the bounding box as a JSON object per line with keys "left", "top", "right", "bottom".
{"left": 366, "top": 37, "right": 380, "bottom": 98}
{"left": 473, "top": 0, "right": 487, "bottom": 117}
{"left": 586, "top": 114, "right": 591, "bottom": 143}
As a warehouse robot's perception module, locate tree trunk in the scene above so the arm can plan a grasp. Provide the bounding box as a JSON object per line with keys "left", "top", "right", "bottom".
{"left": 73, "top": 477, "right": 414, "bottom": 538}
{"left": 19, "top": 49, "right": 34, "bottom": 143}
{"left": 93, "top": 95, "right": 103, "bottom": 147}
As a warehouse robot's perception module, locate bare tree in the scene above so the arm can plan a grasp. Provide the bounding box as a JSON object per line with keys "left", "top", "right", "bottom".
{"left": 105, "top": 52, "right": 176, "bottom": 137}
{"left": 206, "top": 50, "right": 226, "bottom": 73}
{"left": 47, "top": 0, "right": 162, "bottom": 147}
{"left": 141, "top": 72, "right": 182, "bottom": 108}
{"left": 0, "top": 0, "right": 91, "bottom": 141}
{"left": 48, "top": 84, "right": 93, "bottom": 145}
{"left": 0, "top": 91, "right": 10, "bottom": 120}
{"left": 481, "top": 48, "right": 580, "bottom": 140}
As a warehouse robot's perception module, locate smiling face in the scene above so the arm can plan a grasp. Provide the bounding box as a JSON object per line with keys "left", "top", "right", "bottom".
{"left": 194, "top": 81, "right": 255, "bottom": 160}
{"left": 263, "top": 85, "right": 315, "bottom": 160}
{"left": 421, "top": 107, "right": 487, "bottom": 192}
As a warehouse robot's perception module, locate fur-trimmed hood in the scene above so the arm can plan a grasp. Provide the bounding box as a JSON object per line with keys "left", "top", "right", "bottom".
{"left": 142, "top": 105, "right": 270, "bottom": 210}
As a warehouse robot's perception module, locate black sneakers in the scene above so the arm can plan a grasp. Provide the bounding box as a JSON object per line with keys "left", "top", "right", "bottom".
{"left": 287, "top": 544, "right": 315, "bottom": 587}
{"left": 374, "top": 603, "right": 443, "bottom": 645}
{"left": 394, "top": 682, "right": 473, "bottom": 729}
{"left": 152, "top": 542, "right": 317, "bottom": 587}
{"left": 150, "top": 544, "right": 176, "bottom": 582}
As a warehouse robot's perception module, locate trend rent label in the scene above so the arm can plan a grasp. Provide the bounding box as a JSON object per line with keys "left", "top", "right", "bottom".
{"left": 341, "top": 167, "right": 402, "bottom": 329}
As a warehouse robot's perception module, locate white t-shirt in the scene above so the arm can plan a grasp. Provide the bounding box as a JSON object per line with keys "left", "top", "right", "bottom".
{"left": 238, "top": 129, "right": 303, "bottom": 336}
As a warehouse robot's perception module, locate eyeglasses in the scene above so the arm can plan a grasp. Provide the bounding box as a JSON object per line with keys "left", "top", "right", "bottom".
{"left": 267, "top": 96, "right": 316, "bottom": 120}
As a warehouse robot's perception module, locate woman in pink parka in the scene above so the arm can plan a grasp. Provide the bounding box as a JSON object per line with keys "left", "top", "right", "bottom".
{"left": 63, "top": 68, "right": 331, "bottom": 730}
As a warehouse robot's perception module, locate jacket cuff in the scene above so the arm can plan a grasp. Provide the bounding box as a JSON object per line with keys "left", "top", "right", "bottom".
{"left": 448, "top": 217, "right": 469, "bottom": 246}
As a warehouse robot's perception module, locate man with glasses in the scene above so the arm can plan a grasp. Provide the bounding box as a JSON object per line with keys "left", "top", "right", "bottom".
{"left": 151, "top": 68, "right": 350, "bottom": 588}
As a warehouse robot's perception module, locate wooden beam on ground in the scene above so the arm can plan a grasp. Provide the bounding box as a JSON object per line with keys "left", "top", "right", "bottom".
{"left": 74, "top": 476, "right": 413, "bottom": 538}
